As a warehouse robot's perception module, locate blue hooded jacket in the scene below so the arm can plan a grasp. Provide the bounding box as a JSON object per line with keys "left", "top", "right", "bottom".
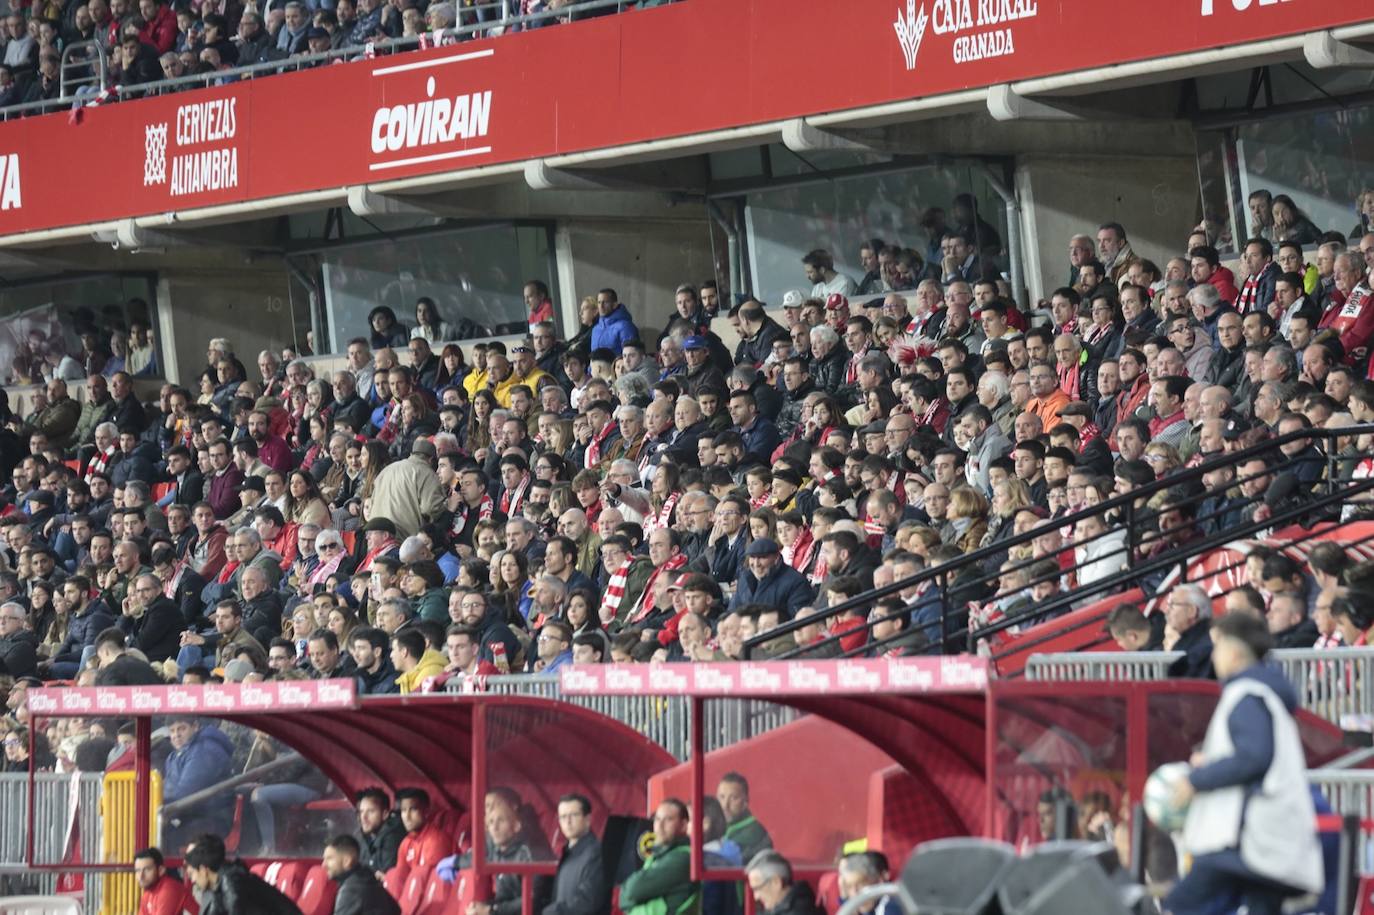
{"left": 163, "top": 724, "right": 234, "bottom": 809}
{"left": 589, "top": 304, "right": 639, "bottom": 354}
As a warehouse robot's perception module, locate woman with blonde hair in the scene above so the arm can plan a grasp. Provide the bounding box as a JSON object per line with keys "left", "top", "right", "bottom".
{"left": 946, "top": 486, "right": 990, "bottom": 554}
{"left": 982, "top": 477, "right": 1032, "bottom": 550}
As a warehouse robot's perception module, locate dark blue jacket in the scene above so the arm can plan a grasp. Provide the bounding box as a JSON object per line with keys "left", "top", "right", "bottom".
{"left": 734, "top": 417, "right": 781, "bottom": 466}
{"left": 52, "top": 601, "right": 116, "bottom": 665}
{"left": 163, "top": 725, "right": 234, "bottom": 815}
{"left": 730, "top": 561, "right": 813, "bottom": 618}
{"left": 589, "top": 305, "right": 639, "bottom": 354}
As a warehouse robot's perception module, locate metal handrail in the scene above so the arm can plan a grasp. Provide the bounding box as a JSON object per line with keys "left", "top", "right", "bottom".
{"left": 0, "top": 0, "right": 654, "bottom": 119}
{"left": 745, "top": 423, "right": 1374, "bottom": 661}
{"left": 59, "top": 40, "right": 107, "bottom": 98}
{"left": 1023, "top": 651, "right": 1183, "bottom": 682}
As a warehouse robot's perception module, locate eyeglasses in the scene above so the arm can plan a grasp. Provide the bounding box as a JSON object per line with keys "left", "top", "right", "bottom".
{"left": 319, "top": 543, "right": 340, "bottom": 551}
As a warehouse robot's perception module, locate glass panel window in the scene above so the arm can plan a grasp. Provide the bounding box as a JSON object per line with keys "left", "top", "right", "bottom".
{"left": 0, "top": 274, "right": 158, "bottom": 385}
{"left": 743, "top": 164, "right": 1006, "bottom": 306}
{"left": 320, "top": 224, "right": 554, "bottom": 354}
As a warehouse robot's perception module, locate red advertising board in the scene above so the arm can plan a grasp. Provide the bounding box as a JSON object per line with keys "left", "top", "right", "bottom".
{"left": 26, "top": 678, "right": 359, "bottom": 716}
{"left": 558, "top": 657, "right": 991, "bottom": 696}
{"left": 0, "top": 0, "right": 1369, "bottom": 237}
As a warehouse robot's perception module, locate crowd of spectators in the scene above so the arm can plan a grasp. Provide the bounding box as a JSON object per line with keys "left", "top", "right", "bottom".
{"left": 0, "top": 0, "right": 670, "bottom": 108}
{"left": 0, "top": 188, "right": 1373, "bottom": 865}
{"left": 0, "top": 194, "right": 1372, "bottom": 698}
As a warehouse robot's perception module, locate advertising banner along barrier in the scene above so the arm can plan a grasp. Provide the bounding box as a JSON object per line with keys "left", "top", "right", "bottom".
{"left": 0, "top": 0, "right": 1370, "bottom": 237}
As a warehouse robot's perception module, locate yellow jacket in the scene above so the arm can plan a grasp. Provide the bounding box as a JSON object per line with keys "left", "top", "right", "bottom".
{"left": 397, "top": 648, "right": 448, "bottom": 694}
{"left": 493, "top": 367, "right": 550, "bottom": 407}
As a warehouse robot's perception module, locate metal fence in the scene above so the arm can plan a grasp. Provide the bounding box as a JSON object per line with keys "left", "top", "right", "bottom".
{"left": 470, "top": 673, "right": 799, "bottom": 760}
{"left": 0, "top": 772, "right": 105, "bottom": 913}
{"left": 1023, "top": 652, "right": 1183, "bottom": 682}
{"left": 1309, "top": 770, "right": 1374, "bottom": 872}
{"left": 1024, "top": 647, "right": 1374, "bottom": 727}
{"left": 1269, "top": 648, "right": 1374, "bottom": 728}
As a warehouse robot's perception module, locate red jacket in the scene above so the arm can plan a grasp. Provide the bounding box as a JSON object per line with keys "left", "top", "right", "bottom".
{"left": 138, "top": 3, "right": 177, "bottom": 53}
{"left": 139, "top": 874, "right": 199, "bottom": 915}
{"left": 394, "top": 821, "right": 455, "bottom": 883}
{"left": 1207, "top": 266, "right": 1240, "bottom": 305}
{"left": 1320, "top": 285, "right": 1374, "bottom": 365}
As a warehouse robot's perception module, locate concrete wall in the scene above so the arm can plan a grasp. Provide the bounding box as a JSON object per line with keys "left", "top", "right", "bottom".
{"left": 555, "top": 217, "right": 717, "bottom": 342}
{"left": 1015, "top": 154, "right": 1201, "bottom": 303}
{"left": 159, "top": 266, "right": 297, "bottom": 386}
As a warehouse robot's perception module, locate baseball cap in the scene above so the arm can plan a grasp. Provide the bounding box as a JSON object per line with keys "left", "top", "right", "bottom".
{"left": 745, "top": 538, "right": 781, "bottom": 557}
{"left": 825, "top": 293, "right": 849, "bottom": 311}
{"left": 781, "top": 289, "right": 806, "bottom": 309}
{"left": 683, "top": 336, "right": 708, "bottom": 352}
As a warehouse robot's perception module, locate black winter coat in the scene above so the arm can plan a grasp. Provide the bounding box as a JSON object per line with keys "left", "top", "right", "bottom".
{"left": 200, "top": 861, "right": 302, "bottom": 915}
{"left": 333, "top": 864, "right": 400, "bottom": 915}
{"left": 117, "top": 596, "right": 184, "bottom": 663}
{"left": 542, "top": 832, "right": 609, "bottom": 915}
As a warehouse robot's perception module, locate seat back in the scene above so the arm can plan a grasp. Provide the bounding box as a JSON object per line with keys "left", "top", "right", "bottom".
{"left": 998, "top": 841, "right": 1132, "bottom": 915}
{"left": 399, "top": 866, "right": 433, "bottom": 915}
{"left": 415, "top": 868, "right": 454, "bottom": 915}
{"left": 0, "top": 898, "right": 82, "bottom": 915}
{"left": 899, "top": 837, "right": 1017, "bottom": 915}
{"left": 385, "top": 865, "right": 407, "bottom": 900}
{"left": 439, "top": 869, "right": 490, "bottom": 915}
{"left": 266, "top": 861, "right": 308, "bottom": 900}
{"left": 296, "top": 864, "right": 339, "bottom": 915}
{"left": 250, "top": 863, "right": 269, "bottom": 878}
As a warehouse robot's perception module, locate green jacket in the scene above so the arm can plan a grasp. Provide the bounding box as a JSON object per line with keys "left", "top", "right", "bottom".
{"left": 612, "top": 556, "right": 655, "bottom": 629}
{"left": 725, "top": 815, "right": 773, "bottom": 864}
{"left": 619, "top": 838, "right": 698, "bottom": 915}
{"left": 73, "top": 395, "right": 115, "bottom": 448}
{"left": 414, "top": 587, "right": 450, "bottom": 625}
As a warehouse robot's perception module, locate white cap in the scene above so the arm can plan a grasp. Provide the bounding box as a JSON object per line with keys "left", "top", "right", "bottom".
{"left": 781, "top": 289, "right": 806, "bottom": 309}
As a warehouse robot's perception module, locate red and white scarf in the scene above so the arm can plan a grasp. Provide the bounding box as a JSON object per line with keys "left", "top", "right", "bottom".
{"left": 844, "top": 346, "right": 870, "bottom": 385}
{"left": 629, "top": 553, "right": 687, "bottom": 624}
{"left": 599, "top": 560, "right": 633, "bottom": 625}
{"left": 645, "top": 492, "right": 681, "bottom": 534}
{"left": 86, "top": 445, "right": 117, "bottom": 483}
{"left": 450, "top": 493, "right": 495, "bottom": 538}
{"left": 585, "top": 421, "right": 619, "bottom": 469}
{"left": 500, "top": 474, "right": 530, "bottom": 515}
{"left": 749, "top": 489, "right": 772, "bottom": 511}
{"left": 359, "top": 537, "right": 399, "bottom": 573}
{"left": 784, "top": 527, "right": 816, "bottom": 574}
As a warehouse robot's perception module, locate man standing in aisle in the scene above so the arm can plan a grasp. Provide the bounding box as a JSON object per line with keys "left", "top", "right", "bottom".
{"left": 1167, "top": 613, "right": 1324, "bottom": 914}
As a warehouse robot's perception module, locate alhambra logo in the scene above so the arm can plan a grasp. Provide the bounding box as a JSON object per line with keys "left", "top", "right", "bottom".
{"left": 894, "top": 0, "right": 928, "bottom": 71}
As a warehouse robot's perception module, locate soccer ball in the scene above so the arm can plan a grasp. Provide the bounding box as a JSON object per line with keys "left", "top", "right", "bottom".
{"left": 1143, "top": 762, "right": 1193, "bottom": 832}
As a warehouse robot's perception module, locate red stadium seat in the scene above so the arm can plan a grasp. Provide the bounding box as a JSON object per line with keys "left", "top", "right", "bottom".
{"left": 264, "top": 861, "right": 307, "bottom": 899}
{"left": 399, "top": 866, "right": 433, "bottom": 915}
{"left": 151, "top": 481, "right": 175, "bottom": 502}
{"left": 415, "top": 869, "right": 453, "bottom": 915}
{"left": 250, "top": 863, "right": 268, "bottom": 878}
{"left": 438, "top": 869, "right": 490, "bottom": 915}
{"left": 296, "top": 864, "right": 338, "bottom": 915}
{"left": 224, "top": 796, "right": 246, "bottom": 853}
{"left": 385, "top": 867, "right": 407, "bottom": 901}
{"left": 63, "top": 459, "right": 79, "bottom": 472}
{"left": 340, "top": 530, "right": 357, "bottom": 552}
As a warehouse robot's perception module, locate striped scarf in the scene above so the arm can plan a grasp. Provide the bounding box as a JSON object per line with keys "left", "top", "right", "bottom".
{"left": 85, "top": 446, "right": 116, "bottom": 483}
{"left": 450, "top": 493, "right": 495, "bottom": 538}
{"left": 585, "top": 421, "right": 618, "bottom": 469}
{"left": 500, "top": 474, "right": 530, "bottom": 515}
{"left": 628, "top": 553, "right": 687, "bottom": 624}
{"left": 748, "top": 489, "right": 771, "bottom": 511}
{"left": 599, "top": 561, "right": 632, "bottom": 625}
{"left": 645, "top": 492, "right": 680, "bottom": 534}
{"left": 784, "top": 527, "right": 816, "bottom": 574}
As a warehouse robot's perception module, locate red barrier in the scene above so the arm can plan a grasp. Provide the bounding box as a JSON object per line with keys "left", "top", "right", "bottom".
{"left": 0, "top": 0, "right": 1370, "bottom": 236}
